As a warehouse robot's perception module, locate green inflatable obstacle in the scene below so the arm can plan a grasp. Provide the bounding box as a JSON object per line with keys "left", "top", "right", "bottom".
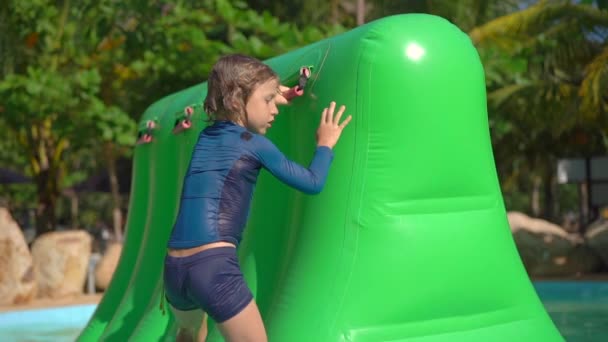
{"left": 78, "top": 14, "right": 563, "bottom": 342}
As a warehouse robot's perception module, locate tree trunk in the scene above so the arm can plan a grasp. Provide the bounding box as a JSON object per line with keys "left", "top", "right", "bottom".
{"left": 531, "top": 175, "right": 542, "bottom": 217}
{"left": 330, "top": 0, "right": 339, "bottom": 24}
{"left": 357, "top": 0, "right": 365, "bottom": 25}
{"left": 542, "top": 169, "right": 555, "bottom": 221}
{"left": 552, "top": 175, "right": 560, "bottom": 222}
{"left": 30, "top": 121, "right": 67, "bottom": 238}
{"left": 105, "top": 145, "right": 123, "bottom": 242}
{"left": 35, "top": 168, "right": 58, "bottom": 237}
{"left": 71, "top": 193, "right": 79, "bottom": 228}
{"left": 579, "top": 182, "right": 590, "bottom": 231}
{"left": 62, "top": 188, "right": 79, "bottom": 229}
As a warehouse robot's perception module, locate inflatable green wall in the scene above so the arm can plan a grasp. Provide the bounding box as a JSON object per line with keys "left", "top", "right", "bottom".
{"left": 78, "top": 13, "right": 563, "bottom": 342}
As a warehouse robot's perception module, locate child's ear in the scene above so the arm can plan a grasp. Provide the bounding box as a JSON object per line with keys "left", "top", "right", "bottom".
{"left": 223, "top": 87, "right": 245, "bottom": 114}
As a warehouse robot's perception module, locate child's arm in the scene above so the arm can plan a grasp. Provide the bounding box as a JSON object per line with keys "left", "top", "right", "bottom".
{"left": 251, "top": 136, "right": 333, "bottom": 195}
{"left": 251, "top": 101, "right": 351, "bottom": 194}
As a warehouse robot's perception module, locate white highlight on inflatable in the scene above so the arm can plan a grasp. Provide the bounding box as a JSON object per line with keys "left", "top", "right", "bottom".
{"left": 405, "top": 42, "right": 425, "bottom": 61}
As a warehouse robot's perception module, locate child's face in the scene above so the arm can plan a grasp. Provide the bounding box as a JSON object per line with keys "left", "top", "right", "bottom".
{"left": 244, "top": 78, "right": 280, "bottom": 135}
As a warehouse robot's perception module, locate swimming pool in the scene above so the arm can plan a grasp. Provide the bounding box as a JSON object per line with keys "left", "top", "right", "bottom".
{"left": 0, "top": 282, "right": 605, "bottom": 341}
{"left": 534, "top": 281, "right": 608, "bottom": 342}
{"left": 0, "top": 304, "right": 96, "bottom": 342}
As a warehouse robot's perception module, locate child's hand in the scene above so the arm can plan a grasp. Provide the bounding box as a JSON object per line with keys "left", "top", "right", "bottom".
{"left": 276, "top": 85, "right": 291, "bottom": 105}
{"left": 316, "top": 101, "right": 352, "bottom": 149}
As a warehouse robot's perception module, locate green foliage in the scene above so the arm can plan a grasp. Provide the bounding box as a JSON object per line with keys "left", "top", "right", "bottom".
{"left": 478, "top": 1, "right": 608, "bottom": 153}
{"left": 246, "top": 0, "right": 354, "bottom": 27}
{"left": 106, "top": 0, "right": 346, "bottom": 114}
{"left": 471, "top": 0, "right": 608, "bottom": 219}
{"left": 3, "top": 0, "right": 603, "bottom": 229}
{"left": 0, "top": 0, "right": 344, "bottom": 234}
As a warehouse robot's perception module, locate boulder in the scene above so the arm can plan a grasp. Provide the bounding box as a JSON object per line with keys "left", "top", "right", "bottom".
{"left": 0, "top": 208, "right": 37, "bottom": 305}
{"left": 94, "top": 242, "right": 123, "bottom": 290}
{"left": 585, "top": 218, "right": 608, "bottom": 268}
{"left": 508, "top": 211, "right": 602, "bottom": 277}
{"left": 31, "top": 230, "right": 92, "bottom": 298}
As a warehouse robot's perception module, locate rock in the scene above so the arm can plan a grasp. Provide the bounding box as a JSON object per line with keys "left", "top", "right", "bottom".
{"left": 0, "top": 208, "right": 37, "bottom": 305}
{"left": 94, "top": 242, "right": 122, "bottom": 290}
{"left": 31, "top": 230, "right": 92, "bottom": 298}
{"left": 585, "top": 218, "right": 608, "bottom": 267}
{"left": 507, "top": 211, "right": 602, "bottom": 277}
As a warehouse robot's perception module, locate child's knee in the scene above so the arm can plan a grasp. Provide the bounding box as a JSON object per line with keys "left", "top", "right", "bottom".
{"left": 176, "top": 327, "right": 196, "bottom": 342}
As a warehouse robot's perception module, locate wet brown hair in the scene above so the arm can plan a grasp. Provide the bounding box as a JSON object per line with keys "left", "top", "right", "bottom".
{"left": 203, "top": 54, "right": 278, "bottom": 123}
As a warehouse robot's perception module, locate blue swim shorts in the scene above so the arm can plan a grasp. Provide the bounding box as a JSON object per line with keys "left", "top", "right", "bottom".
{"left": 163, "top": 246, "right": 253, "bottom": 323}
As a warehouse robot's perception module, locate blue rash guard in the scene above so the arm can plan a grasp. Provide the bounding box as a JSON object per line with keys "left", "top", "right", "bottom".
{"left": 167, "top": 120, "right": 334, "bottom": 249}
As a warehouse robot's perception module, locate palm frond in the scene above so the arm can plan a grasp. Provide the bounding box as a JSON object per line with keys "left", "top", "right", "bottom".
{"left": 490, "top": 80, "right": 584, "bottom": 136}
{"left": 488, "top": 82, "right": 536, "bottom": 107}
{"left": 580, "top": 44, "right": 608, "bottom": 119}
{"left": 427, "top": 0, "right": 524, "bottom": 31}
{"left": 469, "top": 1, "right": 608, "bottom": 44}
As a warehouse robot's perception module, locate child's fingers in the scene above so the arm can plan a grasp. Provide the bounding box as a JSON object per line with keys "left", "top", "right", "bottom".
{"left": 321, "top": 107, "right": 328, "bottom": 124}
{"left": 339, "top": 115, "right": 352, "bottom": 129}
{"left": 276, "top": 85, "right": 290, "bottom": 105}
{"left": 327, "top": 102, "right": 336, "bottom": 123}
{"left": 334, "top": 105, "right": 346, "bottom": 125}
{"left": 275, "top": 94, "right": 289, "bottom": 105}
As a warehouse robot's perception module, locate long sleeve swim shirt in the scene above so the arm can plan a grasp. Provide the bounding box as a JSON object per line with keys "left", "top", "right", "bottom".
{"left": 167, "top": 120, "right": 334, "bottom": 248}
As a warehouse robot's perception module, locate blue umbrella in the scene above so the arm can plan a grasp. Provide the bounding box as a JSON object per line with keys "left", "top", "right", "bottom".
{"left": 0, "top": 168, "right": 31, "bottom": 184}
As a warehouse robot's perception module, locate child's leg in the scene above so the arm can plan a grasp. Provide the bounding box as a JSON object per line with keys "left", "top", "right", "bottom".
{"left": 169, "top": 305, "right": 208, "bottom": 342}
{"left": 181, "top": 246, "right": 263, "bottom": 341}
{"left": 216, "top": 299, "right": 266, "bottom": 342}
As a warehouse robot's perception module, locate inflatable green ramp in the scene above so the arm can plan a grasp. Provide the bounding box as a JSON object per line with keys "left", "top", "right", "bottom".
{"left": 78, "top": 13, "right": 563, "bottom": 342}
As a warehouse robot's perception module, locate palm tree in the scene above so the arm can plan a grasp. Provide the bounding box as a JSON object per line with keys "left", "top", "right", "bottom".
{"left": 354, "top": 0, "right": 608, "bottom": 220}
{"left": 469, "top": 0, "right": 608, "bottom": 221}
{"left": 245, "top": 0, "right": 608, "bottom": 220}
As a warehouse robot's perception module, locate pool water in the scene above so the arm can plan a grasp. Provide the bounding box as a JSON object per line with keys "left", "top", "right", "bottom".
{"left": 0, "top": 304, "right": 96, "bottom": 342}
{"left": 534, "top": 281, "right": 608, "bottom": 342}
{"left": 0, "top": 282, "right": 606, "bottom": 341}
